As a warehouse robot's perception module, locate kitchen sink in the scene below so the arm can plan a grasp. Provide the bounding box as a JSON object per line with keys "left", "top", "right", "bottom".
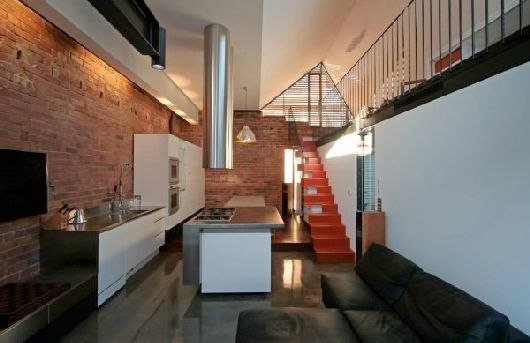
{"left": 123, "top": 209, "right": 148, "bottom": 214}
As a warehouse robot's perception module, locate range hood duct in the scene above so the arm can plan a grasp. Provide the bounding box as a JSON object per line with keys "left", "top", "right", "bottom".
{"left": 203, "top": 24, "right": 233, "bottom": 169}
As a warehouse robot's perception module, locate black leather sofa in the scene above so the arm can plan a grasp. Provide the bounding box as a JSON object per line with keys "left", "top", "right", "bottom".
{"left": 236, "top": 244, "right": 530, "bottom": 342}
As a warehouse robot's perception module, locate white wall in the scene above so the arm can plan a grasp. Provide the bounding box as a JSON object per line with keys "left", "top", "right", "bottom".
{"left": 375, "top": 61, "right": 530, "bottom": 333}
{"left": 317, "top": 142, "right": 357, "bottom": 251}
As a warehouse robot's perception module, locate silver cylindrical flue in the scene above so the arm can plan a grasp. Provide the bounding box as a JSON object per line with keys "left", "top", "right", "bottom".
{"left": 203, "top": 23, "right": 233, "bottom": 169}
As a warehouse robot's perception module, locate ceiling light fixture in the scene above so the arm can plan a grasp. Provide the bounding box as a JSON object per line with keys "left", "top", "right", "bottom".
{"left": 151, "top": 27, "right": 166, "bottom": 70}
{"left": 236, "top": 125, "right": 256, "bottom": 144}
{"left": 236, "top": 87, "right": 256, "bottom": 144}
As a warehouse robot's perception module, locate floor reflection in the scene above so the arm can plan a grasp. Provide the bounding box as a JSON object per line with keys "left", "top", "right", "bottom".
{"left": 282, "top": 259, "right": 302, "bottom": 289}
{"left": 61, "top": 251, "right": 354, "bottom": 343}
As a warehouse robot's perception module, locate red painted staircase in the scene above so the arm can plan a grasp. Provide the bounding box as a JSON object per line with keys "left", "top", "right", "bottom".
{"left": 300, "top": 141, "right": 355, "bottom": 263}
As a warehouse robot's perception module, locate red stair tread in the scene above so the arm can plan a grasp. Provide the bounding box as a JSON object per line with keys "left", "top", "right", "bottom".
{"left": 302, "top": 151, "right": 318, "bottom": 158}
{"left": 305, "top": 157, "right": 321, "bottom": 164}
{"left": 315, "top": 249, "right": 355, "bottom": 263}
{"left": 301, "top": 178, "right": 328, "bottom": 186}
{"left": 302, "top": 142, "right": 317, "bottom": 151}
{"left": 321, "top": 204, "right": 338, "bottom": 213}
{"left": 309, "top": 223, "right": 345, "bottom": 229}
{"left": 308, "top": 213, "right": 341, "bottom": 224}
{"left": 304, "top": 194, "right": 334, "bottom": 204}
{"left": 312, "top": 236, "right": 350, "bottom": 250}
{"left": 310, "top": 171, "right": 326, "bottom": 178}
{"left": 298, "top": 164, "right": 324, "bottom": 172}
{"left": 309, "top": 224, "right": 345, "bottom": 236}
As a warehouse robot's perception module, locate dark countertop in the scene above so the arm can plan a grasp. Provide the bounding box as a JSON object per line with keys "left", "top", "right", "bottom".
{"left": 42, "top": 206, "right": 165, "bottom": 233}
{"left": 184, "top": 206, "right": 284, "bottom": 230}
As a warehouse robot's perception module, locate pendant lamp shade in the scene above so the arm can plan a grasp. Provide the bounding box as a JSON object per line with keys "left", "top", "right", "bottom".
{"left": 236, "top": 125, "right": 256, "bottom": 144}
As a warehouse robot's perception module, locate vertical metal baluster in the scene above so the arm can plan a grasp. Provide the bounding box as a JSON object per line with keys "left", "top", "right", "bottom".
{"left": 472, "top": 0, "right": 475, "bottom": 57}
{"left": 501, "top": 0, "right": 505, "bottom": 42}
{"left": 415, "top": 0, "right": 418, "bottom": 85}
{"left": 422, "top": 0, "right": 425, "bottom": 80}
{"left": 485, "top": 0, "right": 489, "bottom": 51}
{"left": 380, "top": 39, "right": 382, "bottom": 106}
{"left": 409, "top": 5, "right": 411, "bottom": 90}
{"left": 382, "top": 34, "right": 385, "bottom": 103}
{"left": 361, "top": 57, "right": 366, "bottom": 109}
{"left": 390, "top": 23, "right": 395, "bottom": 99}
{"left": 364, "top": 53, "right": 367, "bottom": 113}
{"left": 438, "top": 0, "right": 442, "bottom": 68}
{"left": 357, "top": 64, "right": 360, "bottom": 114}
{"left": 459, "top": 0, "right": 463, "bottom": 58}
{"left": 397, "top": 17, "right": 400, "bottom": 96}
{"left": 368, "top": 50, "right": 371, "bottom": 110}
{"left": 430, "top": 0, "right": 433, "bottom": 77}
{"left": 350, "top": 64, "right": 357, "bottom": 115}
{"left": 373, "top": 46, "right": 376, "bottom": 108}
{"left": 519, "top": 0, "right": 523, "bottom": 35}
{"left": 365, "top": 54, "right": 368, "bottom": 112}
{"left": 385, "top": 31, "right": 390, "bottom": 100}
{"left": 449, "top": 0, "right": 452, "bottom": 69}
{"left": 361, "top": 57, "right": 364, "bottom": 113}
{"left": 402, "top": 12, "right": 405, "bottom": 93}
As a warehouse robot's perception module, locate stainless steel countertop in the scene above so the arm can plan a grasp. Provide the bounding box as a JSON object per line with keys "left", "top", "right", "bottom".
{"left": 184, "top": 206, "right": 284, "bottom": 230}
{"left": 42, "top": 206, "right": 165, "bottom": 233}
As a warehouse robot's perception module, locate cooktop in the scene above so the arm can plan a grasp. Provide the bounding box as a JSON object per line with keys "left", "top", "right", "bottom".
{"left": 194, "top": 207, "right": 236, "bottom": 222}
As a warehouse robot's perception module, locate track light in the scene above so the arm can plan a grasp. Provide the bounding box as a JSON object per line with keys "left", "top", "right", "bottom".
{"left": 151, "top": 27, "right": 166, "bottom": 70}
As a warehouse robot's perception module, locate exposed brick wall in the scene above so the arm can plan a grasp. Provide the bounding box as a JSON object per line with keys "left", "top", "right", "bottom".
{"left": 0, "top": 0, "right": 198, "bottom": 285}
{"left": 204, "top": 112, "right": 335, "bottom": 210}
{"left": 205, "top": 111, "right": 289, "bottom": 209}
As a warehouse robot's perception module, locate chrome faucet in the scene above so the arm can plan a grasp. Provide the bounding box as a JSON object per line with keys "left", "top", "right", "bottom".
{"left": 114, "top": 162, "right": 132, "bottom": 211}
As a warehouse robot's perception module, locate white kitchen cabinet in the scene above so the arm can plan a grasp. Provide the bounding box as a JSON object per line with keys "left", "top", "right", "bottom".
{"left": 134, "top": 134, "right": 204, "bottom": 230}
{"left": 97, "top": 208, "right": 165, "bottom": 306}
{"left": 98, "top": 225, "right": 127, "bottom": 306}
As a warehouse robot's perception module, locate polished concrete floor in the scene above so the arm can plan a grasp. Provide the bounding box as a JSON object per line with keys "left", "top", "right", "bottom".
{"left": 60, "top": 251, "right": 354, "bottom": 343}
{"left": 272, "top": 215, "right": 312, "bottom": 251}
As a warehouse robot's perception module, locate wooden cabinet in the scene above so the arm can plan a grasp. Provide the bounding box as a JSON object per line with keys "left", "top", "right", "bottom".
{"left": 97, "top": 208, "right": 165, "bottom": 306}
{"left": 355, "top": 211, "right": 386, "bottom": 263}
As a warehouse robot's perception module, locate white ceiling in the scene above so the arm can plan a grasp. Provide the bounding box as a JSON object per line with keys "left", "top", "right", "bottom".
{"left": 23, "top": 0, "right": 413, "bottom": 119}
{"left": 259, "top": 0, "right": 355, "bottom": 108}
{"left": 324, "top": 0, "right": 411, "bottom": 83}
{"left": 145, "top": 0, "right": 263, "bottom": 111}
{"left": 145, "top": 0, "right": 412, "bottom": 111}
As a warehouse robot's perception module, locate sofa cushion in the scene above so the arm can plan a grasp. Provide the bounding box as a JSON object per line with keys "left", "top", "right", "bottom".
{"left": 344, "top": 310, "right": 422, "bottom": 343}
{"left": 356, "top": 244, "right": 422, "bottom": 304}
{"left": 321, "top": 272, "right": 390, "bottom": 311}
{"left": 236, "top": 307, "right": 360, "bottom": 343}
{"left": 394, "top": 271, "right": 510, "bottom": 342}
{"left": 508, "top": 326, "right": 530, "bottom": 342}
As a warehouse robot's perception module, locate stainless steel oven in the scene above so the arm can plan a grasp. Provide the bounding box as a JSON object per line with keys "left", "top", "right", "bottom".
{"left": 169, "top": 158, "right": 179, "bottom": 184}
{"left": 168, "top": 184, "right": 180, "bottom": 215}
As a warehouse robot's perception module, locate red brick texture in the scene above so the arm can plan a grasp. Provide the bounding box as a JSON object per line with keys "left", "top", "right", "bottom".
{"left": 205, "top": 111, "right": 290, "bottom": 209}
{"left": 204, "top": 112, "right": 335, "bottom": 210}
{"left": 0, "top": 0, "right": 197, "bottom": 285}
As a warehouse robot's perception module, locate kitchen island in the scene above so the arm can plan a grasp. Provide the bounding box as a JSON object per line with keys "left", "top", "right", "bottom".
{"left": 183, "top": 206, "right": 284, "bottom": 293}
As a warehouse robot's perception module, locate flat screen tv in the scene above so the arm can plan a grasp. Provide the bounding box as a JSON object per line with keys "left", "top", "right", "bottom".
{"left": 0, "top": 149, "right": 48, "bottom": 222}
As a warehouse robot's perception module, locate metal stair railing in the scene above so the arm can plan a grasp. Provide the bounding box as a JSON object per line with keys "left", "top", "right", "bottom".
{"left": 336, "top": 0, "right": 530, "bottom": 125}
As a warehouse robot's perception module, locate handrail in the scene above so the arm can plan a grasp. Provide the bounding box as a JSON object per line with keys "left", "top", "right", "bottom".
{"left": 287, "top": 106, "right": 302, "bottom": 148}
{"left": 337, "top": 0, "right": 529, "bottom": 124}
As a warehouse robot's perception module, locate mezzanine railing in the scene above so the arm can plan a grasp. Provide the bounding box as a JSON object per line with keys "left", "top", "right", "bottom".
{"left": 336, "top": 0, "right": 530, "bottom": 119}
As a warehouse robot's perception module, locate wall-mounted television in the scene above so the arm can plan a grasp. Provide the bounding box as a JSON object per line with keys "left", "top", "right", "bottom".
{"left": 0, "top": 149, "right": 48, "bottom": 222}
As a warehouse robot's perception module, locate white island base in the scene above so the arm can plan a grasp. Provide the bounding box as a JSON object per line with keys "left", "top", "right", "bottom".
{"left": 200, "top": 230, "right": 271, "bottom": 293}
